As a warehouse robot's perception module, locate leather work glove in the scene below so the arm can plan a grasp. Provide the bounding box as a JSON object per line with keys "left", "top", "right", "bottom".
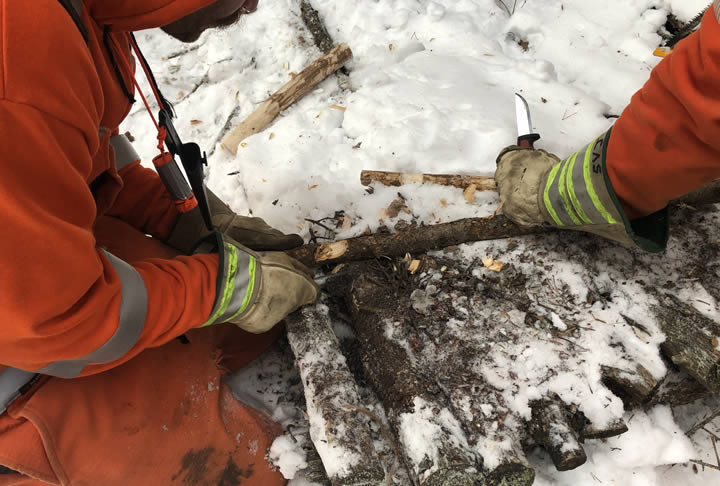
{"left": 167, "top": 189, "right": 304, "bottom": 254}
{"left": 201, "top": 234, "right": 319, "bottom": 333}
{"left": 495, "top": 129, "right": 668, "bottom": 252}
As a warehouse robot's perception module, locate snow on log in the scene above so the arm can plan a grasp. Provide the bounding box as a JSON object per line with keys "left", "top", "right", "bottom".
{"left": 327, "top": 262, "right": 536, "bottom": 486}
{"left": 600, "top": 364, "right": 659, "bottom": 405}
{"left": 285, "top": 305, "right": 385, "bottom": 485}
{"left": 221, "top": 44, "right": 352, "bottom": 154}
{"left": 655, "top": 294, "right": 720, "bottom": 392}
{"left": 529, "top": 399, "right": 587, "bottom": 471}
{"left": 360, "top": 170, "right": 497, "bottom": 191}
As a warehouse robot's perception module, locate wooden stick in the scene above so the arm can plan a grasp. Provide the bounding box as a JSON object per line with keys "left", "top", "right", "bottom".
{"left": 288, "top": 180, "right": 720, "bottom": 268}
{"left": 360, "top": 170, "right": 497, "bottom": 191}
{"left": 221, "top": 44, "right": 353, "bottom": 154}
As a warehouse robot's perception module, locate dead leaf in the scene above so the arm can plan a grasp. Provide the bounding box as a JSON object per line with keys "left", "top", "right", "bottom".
{"left": 389, "top": 44, "right": 396, "bottom": 51}
{"left": 440, "top": 199, "right": 448, "bottom": 208}
{"left": 408, "top": 260, "right": 421, "bottom": 275}
{"left": 190, "top": 120, "right": 202, "bottom": 125}
{"left": 463, "top": 184, "right": 477, "bottom": 204}
{"left": 386, "top": 199, "right": 411, "bottom": 218}
{"left": 269, "top": 132, "right": 275, "bottom": 140}
{"left": 329, "top": 105, "right": 347, "bottom": 112}
{"left": 240, "top": 142, "right": 248, "bottom": 148}
{"left": 307, "top": 184, "right": 319, "bottom": 190}
{"left": 482, "top": 257, "right": 504, "bottom": 273}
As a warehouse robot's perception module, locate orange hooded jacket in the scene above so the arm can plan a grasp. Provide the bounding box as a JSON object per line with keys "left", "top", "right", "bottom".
{"left": 0, "top": 0, "right": 222, "bottom": 378}
{"left": 608, "top": 6, "right": 720, "bottom": 219}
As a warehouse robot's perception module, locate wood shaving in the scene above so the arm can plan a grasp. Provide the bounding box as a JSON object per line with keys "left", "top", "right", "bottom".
{"left": 464, "top": 184, "right": 477, "bottom": 204}
{"left": 482, "top": 256, "right": 504, "bottom": 272}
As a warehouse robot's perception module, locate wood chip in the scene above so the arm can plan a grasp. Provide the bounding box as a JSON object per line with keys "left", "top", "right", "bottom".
{"left": 463, "top": 184, "right": 477, "bottom": 204}
{"left": 440, "top": 199, "right": 448, "bottom": 208}
{"left": 269, "top": 132, "right": 275, "bottom": 140}
{"left": 408, "top": 260, "right": 421, "bottom": 274}
{"left": 190, "top": 120, "right": 202, "bottom": 125}
{"left": 329, "top": 105, "right": 347, "bottom": 112}
{"left": 342, "top": 216, "right": 352, "bottom": 231}
{"left": 386, "top": 199, "right": 411, "bottom": 218}
{"left": 482, "top": 256, "right": 504, "bottom": 272}
{"left": 315, "top": 240, "right": 349, "bottom": 262}
{"left": 308, "top": 184, "right": 319, "bottom": 190}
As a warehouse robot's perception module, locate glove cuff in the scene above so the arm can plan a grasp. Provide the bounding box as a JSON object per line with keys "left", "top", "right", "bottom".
{"left": 539, "top": 128, "right": 669, "bottom": 253}
{"left": 199, "top": 233, "right": 261, "bottom": 327}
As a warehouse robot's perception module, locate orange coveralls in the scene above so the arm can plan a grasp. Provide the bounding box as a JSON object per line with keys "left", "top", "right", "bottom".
{"left": 0, "top": 0, "right": 285, "bottom": 484}
{"left": 608, "top": 5, "right": 720, "bottom": 219}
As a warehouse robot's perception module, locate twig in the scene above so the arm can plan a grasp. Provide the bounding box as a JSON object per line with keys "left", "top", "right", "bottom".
{"left": 690, "top": 459, "right": 720, "bottom": 471}
{"left": 687, "top": 406, "right": 720, "bottom": 437}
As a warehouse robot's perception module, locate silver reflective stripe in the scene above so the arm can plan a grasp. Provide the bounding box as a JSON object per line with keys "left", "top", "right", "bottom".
{"left": 37, "top": 250, "right": 148, "bottom": 379}
{"left": 70, "top": 0, "right": 82, "bottom": 16}
{"left": 110, "top": 134, "right": 141, "bottom": 170}
{"left": 0, "top": 368, "right": 37, "bottom": 414}
{"left": 157, "top": 161, "right": 194, "bottom": 201}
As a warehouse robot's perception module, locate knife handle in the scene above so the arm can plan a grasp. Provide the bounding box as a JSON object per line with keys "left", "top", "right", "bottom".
{"left": 517, "top": 133, "right": 541, "bottom": 149}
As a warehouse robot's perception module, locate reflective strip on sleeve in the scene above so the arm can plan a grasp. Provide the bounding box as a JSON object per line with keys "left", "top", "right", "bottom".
{"left": 110, "top": 134, "right": 141, "bottom": 170}
{"left": 543, "top": 133, "right": 622, "bottom": 228}
{"left": 714, "top": 0, "right": 719, "bottom": 23}
{"left": 36, "top": 250, "right": 148, "bottom": 378}
{"left": 0, "top": 368, "right": 37, "bottom": 414}
{"left": 202, "top": 241, "right": 256, "bottom": 327}
{"left": 582, "top": 138, "right": 617, "bottom": 224}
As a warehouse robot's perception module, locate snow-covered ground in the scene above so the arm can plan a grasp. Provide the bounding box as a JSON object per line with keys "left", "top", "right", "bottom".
{"left": 123, "top": 0, "right": 719, "bottom": 484}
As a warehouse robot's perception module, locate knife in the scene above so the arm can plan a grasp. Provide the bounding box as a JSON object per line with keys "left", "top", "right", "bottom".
{"left": 515, "top": 93, "right": 541, "bottom": 149}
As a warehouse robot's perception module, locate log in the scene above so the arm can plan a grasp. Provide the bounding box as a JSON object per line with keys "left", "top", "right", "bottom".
{"left": 655, "top": 294, "right": 720, "bottom": 392}
{"left": 221, "top": 44, "right": 353, "bottom": 154}
{"left": 600, "top": 364, "right": 659, "bottom": 405}
{"left": 285, "top": 305, "right": 385, "bottom": 485}
{"left": 529, "top": 398, "right": 587, "bottom": 471}
{"left": 360, "top": 170, "right": 497, "bottom": 191}
{"left": 326, "top": 261, "right": 535, "bottom": 486}
{"left": 645, "top": 372, "right": 711, "bottom": 409}
{"left": 325, "top": 266, "right": 484, "bottom": 485}
{"left": 288, "top": 180, "right": 720, "bottom": 268}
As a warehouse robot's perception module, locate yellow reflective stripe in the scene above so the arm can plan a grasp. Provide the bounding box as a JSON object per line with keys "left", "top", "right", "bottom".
{"left": 202, "top": 244, "right": 239, "bottom": 327}
{"left": 582, "top": 139, "right": 617, "bottom": 224}
{"left": 543, "top": 163, "right": 564, "bottom": 226}
{"left": 565, "top": 153, "right": 592, "bottom": 224}
{"left": 228, "top": 256, "right": 257, "bottom": 321}
{"left": 558, "top": 158, "right": 582, "bottom": 225}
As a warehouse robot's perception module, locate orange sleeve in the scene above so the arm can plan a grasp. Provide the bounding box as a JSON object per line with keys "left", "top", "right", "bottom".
{"left": 0, "top": 100, "right": 218, "bottom": 376}
{"left": 607, "top": 8, "right": 720, "bottom": 219}
{"left": 107, "top": 159, "right": 181, "bottom": 240}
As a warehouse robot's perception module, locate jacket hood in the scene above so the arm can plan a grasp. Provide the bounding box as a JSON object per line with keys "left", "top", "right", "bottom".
{"left": 87, "top": 0, "right": 216, "bottom": 32}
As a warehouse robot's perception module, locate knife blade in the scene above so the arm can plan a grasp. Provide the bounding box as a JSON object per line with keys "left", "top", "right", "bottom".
{"left": 515, "top": 93, "right": 541, "bottom": 149}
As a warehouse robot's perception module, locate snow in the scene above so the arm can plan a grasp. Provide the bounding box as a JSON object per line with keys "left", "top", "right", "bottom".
{"left": 122, "top": 0, "right": 720, "bottom": 484}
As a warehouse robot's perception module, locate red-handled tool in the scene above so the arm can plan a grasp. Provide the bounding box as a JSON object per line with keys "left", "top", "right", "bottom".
{"left": 515, "top": 93, "right": 541, "bottom": 149}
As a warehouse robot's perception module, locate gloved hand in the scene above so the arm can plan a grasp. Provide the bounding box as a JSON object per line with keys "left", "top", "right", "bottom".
{"left": 495, "top": 129, "right": 668, "bottom": 252}
{"left": 167, "top": 189, "right": 304, "bottom": 254}
{"left": 201, "top": 234, "right": 319, "bottom": 333}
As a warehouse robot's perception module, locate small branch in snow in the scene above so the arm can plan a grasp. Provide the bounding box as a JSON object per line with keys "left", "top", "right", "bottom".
{"left": 687, "top": 405, "right": 720, "bottom": 437}
{"left": 690, "top": 459, "right": 720, "bottom": 472}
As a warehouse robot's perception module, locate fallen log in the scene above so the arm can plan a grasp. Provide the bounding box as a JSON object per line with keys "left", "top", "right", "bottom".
{"left": 601, "top": 364, "right": 660, "bottom": 406}
{"left": 360, "top": 170, "right": 497, "bottom": 191}
{"left": 529, "top": 398, "right": 587, "bottom": 471}
{"left": 285, "top": 305, "right": 385, "bottom": 486}
{"left": 288, "top": 180, "right": 720, "bottom": 268}
{"left": 327, "top": 261, "right": 536, "bottom": 485}
{"left": 221, "top": 44, "right": 352, "bottom": 154}
{"left": 655, "top": 294, "right": 720, "bottom": 392}
{"left": 326, "top": 265, "right": 485, "bottom": 485}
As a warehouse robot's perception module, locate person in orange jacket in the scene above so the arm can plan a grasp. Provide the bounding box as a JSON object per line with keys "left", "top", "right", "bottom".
{"left": 0, "top": 0, "right": 319, "bottom": 484}
{"left": 496, "top": 4, "right": 720, "bottom": 253}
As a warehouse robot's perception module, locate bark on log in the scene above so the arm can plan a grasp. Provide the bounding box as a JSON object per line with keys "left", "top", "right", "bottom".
{"left": 360, "top": 170, "right": 497, "bottom": 191}
{"left": 287, "top": 180, "right": 720, "bottom": 268}
{"left": 326, "top": 262, "right": 536, "bottom": 486}
{"left": 325, "top": 267, "right": 483, "bottom": 485}
{"left": 529, "top": 399, "right": 587, "bottom": 471}
{"left": 646, "top": 373, "right": 712, "bottom": 409}
{"left": 221, "top": 44, "right": 352, "bottom": 154}
{"left": 655, "top": 294, "right": 720, "bottom": 392}
{"left": 600, "top": 364, "right": 660, "bottom": 406}
{"left": 285, "top": 305, "right": 385, "bottom": 485}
